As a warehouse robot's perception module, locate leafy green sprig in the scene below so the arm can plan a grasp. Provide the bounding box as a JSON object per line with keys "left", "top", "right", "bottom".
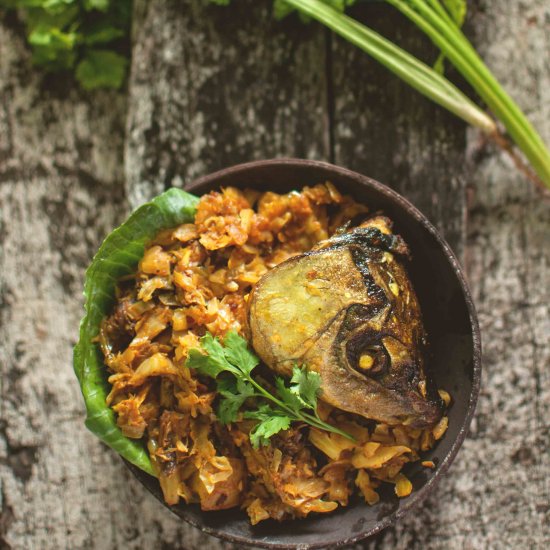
{"left": 186, "top": 331, "right": 354, "bottom": 448}
{"left": 0, "top": 0, "right": 131, "bottom": 90}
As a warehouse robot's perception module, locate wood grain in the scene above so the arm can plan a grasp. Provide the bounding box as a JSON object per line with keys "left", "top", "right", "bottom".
{"left": 0, "top": 18, "right": 130, "bottom": 549}
{"left": 125, "top": 0, "right": 330, "bottom": 207}
{"left": 0, "top": 0, "right": 548, "bottom": 548}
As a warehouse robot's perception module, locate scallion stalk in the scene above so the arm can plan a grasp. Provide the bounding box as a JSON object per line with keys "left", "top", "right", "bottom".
{"left": 285, "top": 0, "right": 496, "bottom": 133}
{"left": 285, "top": 0, "right": 550, "bottom": 190}
{"left": 387, "top": 0, "right": 550, "bottom": 188}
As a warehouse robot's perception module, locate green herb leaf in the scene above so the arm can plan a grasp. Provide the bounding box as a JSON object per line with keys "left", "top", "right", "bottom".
{"left": 273, "top": 368, "right": 320, "bottom": 412}
{"left": 222, "top": 330, "right": 259, "bottom": 376}
{"left": 290, "top": 365, "right": 322, "bottom": 410}
{"left": 83, "top": 24, "right": 125, "bottom": 45}
{"left": 273, "top": 0, "right": 357, "bottom": 21}
{"left": 73, "top": 188, "right": 199, "bottom": 477}
{"left": 274, "top": 376, "right": 305, "bottom": 411}
{"left": 186, "top": 348, "right": 223, "bottom": 378}
{"left": 23, "top": 4, "right": 80, "bottom": 70}
{"left": 75, "top": 49, "right": 127, "bottom": 90}
{"left": 2, "top": 0, "right": 131, "bottom": 89}
{"left": 433, "top": 0, "right": 467, "bottom": 73}
{"left": 186, "top": 330, "right": 259, "bottom": 379}
{"left": 244, "top": 405, "right": 292, "bottom": 448}
{"left": 217, "top": 376, "right": 256, "bottom": 424}
{"left": 84, "top": 0, "right": 110, "bottom": 11}
{"left": 273, "top": 0, "right": 295, "bottom": 19}
{"left": 442, "top": 0, "right": 467, "bottom": 26}
{"left": 187, "top": 332, "right": 237, "bottom": 378}
{"left": 187, "top": 331, "right": 354, "bottom": 447}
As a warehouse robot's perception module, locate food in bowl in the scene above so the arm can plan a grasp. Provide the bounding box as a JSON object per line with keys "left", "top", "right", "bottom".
{"left": 78, "top": 183, "right": 450, "bottom": 525}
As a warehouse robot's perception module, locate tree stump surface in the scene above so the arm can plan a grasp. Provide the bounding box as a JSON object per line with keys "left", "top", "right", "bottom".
{"left": 0, "top": 1, "right": 548, "bottom": 549}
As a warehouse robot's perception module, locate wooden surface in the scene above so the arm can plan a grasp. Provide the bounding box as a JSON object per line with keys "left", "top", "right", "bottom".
{"left": 0, "top": 1, "right": 548, "bottom": 548}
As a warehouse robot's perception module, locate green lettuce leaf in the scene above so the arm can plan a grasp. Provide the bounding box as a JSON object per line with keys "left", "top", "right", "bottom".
{"left": 73, "top": 188, "right": 199, "bottom": 476}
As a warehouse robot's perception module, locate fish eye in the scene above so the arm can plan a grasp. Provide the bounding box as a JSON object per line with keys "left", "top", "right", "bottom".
{"left": 346, "top": 338, "right": 390, "bottom": 378}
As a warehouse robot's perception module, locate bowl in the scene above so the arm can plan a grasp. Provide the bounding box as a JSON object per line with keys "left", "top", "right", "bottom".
{"left": 125, "top": 158, "right": 481, "bottom": 548}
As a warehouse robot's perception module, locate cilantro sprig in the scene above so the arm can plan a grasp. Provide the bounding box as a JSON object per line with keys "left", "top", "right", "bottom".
{"left": 186, "top": 331, "right": 354, "bottom": 448}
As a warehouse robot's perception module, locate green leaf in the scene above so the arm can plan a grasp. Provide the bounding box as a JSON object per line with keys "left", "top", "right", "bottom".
{"left": 73, "top": 188, "right": 200, "bottom": 477}
{"left": 83, "top": 24, "right": 124, "bottom": 45}
{"left": 325, "top": 0, "right": 358, "bottom": 12}
{"left": 245, "top": 405, "right": 292, "bottom": 448}
{"left": 25, "top": 1, "right": 78, "bottom": 15}
{"left": 23, "top": 5, "right": 79, "bottom": 37}
{"left": 441, "top": 0, "right": 467, "bottom": 26}
{"left": 31, "top": 44, "right": 77, "bottom": 69}
{"left": 28, "top": 26, "right": 77, "bottom": 48}
{"left": 75, "top": 49, "right": 127, "bottom": 90}
{"left": 189, "top": 330, "right": 353, "bottom": 446}
{"left": 84, "top": 0, "right": 110, "bottom": 11}
{"left": 24, "top": 4, "right": 80, "bottom": 69}
{"left": 250, "top": 415, "right": 292, "bottom": 448}
{"left": 187, "top": 331, "right": 258, "bottom": 422}
{"left": 273, "top": 366, "right": 321, "bottom": 415}
{"left": 217, "top": 376, "right": 255, "bottom": 424}
{"left": 273, "top": 0, "right": 295, "bottom": 19}
{"left": 187, "top": 332, "right": 240, "bottom": 378}
{"left": 274, "top": 376, "right": 305, "bottom": 411}
{"left": 186, "top": 348, "right": 223, "bottom": 378}
{"left": 274, "top": 0, "right": 357, "bottom": 20}
{"left": 1, "top": 0, "right": 132, "bottom": 89}
{"left": 222, "top": 330, "right": 259, "bottom": 376}
{"left": 290, "top": 365, "right": 321, "bottom": 410}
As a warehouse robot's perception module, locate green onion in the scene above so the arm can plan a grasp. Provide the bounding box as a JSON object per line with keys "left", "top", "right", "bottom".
{"left": 285, "top": 0, "right": 550, "bottom": 190}
{"left": 387, "top": 0, "right": 550, "bottom": 188}
{"left": 285, "top": 0, "right": 496, "bottom": 133}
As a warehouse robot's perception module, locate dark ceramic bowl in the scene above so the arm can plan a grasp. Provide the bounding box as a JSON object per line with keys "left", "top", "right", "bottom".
{"left": 126, "top": 159, "right": 481, "bottom": 549}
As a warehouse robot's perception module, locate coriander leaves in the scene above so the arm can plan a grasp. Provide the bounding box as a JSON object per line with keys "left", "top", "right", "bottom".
{"left": 223, "top": 330, "right": 259, "bottom": 376}
{"left": 289, "top": 366, "right": 322, "bottom": 409}
{"left": 1, "top": 0, "right": 131, "bottom": 90}
{"left": 186, "top": 330, "right": 354, "bottom": 448}
{"left": 244, "top": 405, "right": 292, "bottom": 448}
{"left": 187, "top": 332, "right": 241, "bottom": 378}
{"left": 217, "top": 377, "right": 256, "bottom": 424}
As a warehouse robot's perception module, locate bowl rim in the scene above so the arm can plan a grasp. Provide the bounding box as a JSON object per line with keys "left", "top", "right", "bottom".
{"left": 127, "top": 158, "right": 482, "bottom": 549}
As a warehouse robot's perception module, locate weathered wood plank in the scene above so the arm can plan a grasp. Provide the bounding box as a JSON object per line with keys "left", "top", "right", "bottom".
{"left": 459, "top": 0, "right": 549, "bottom": 547}
{"left": 125, "top": 0, "right": 330, "bottom": 207}
{"left": 0, "top": 18, "right": 131, "bottom": 550}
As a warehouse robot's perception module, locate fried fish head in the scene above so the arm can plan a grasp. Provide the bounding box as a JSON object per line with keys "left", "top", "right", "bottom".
{"left": 248, "top": 219, "right": 443, "bottom": 428}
